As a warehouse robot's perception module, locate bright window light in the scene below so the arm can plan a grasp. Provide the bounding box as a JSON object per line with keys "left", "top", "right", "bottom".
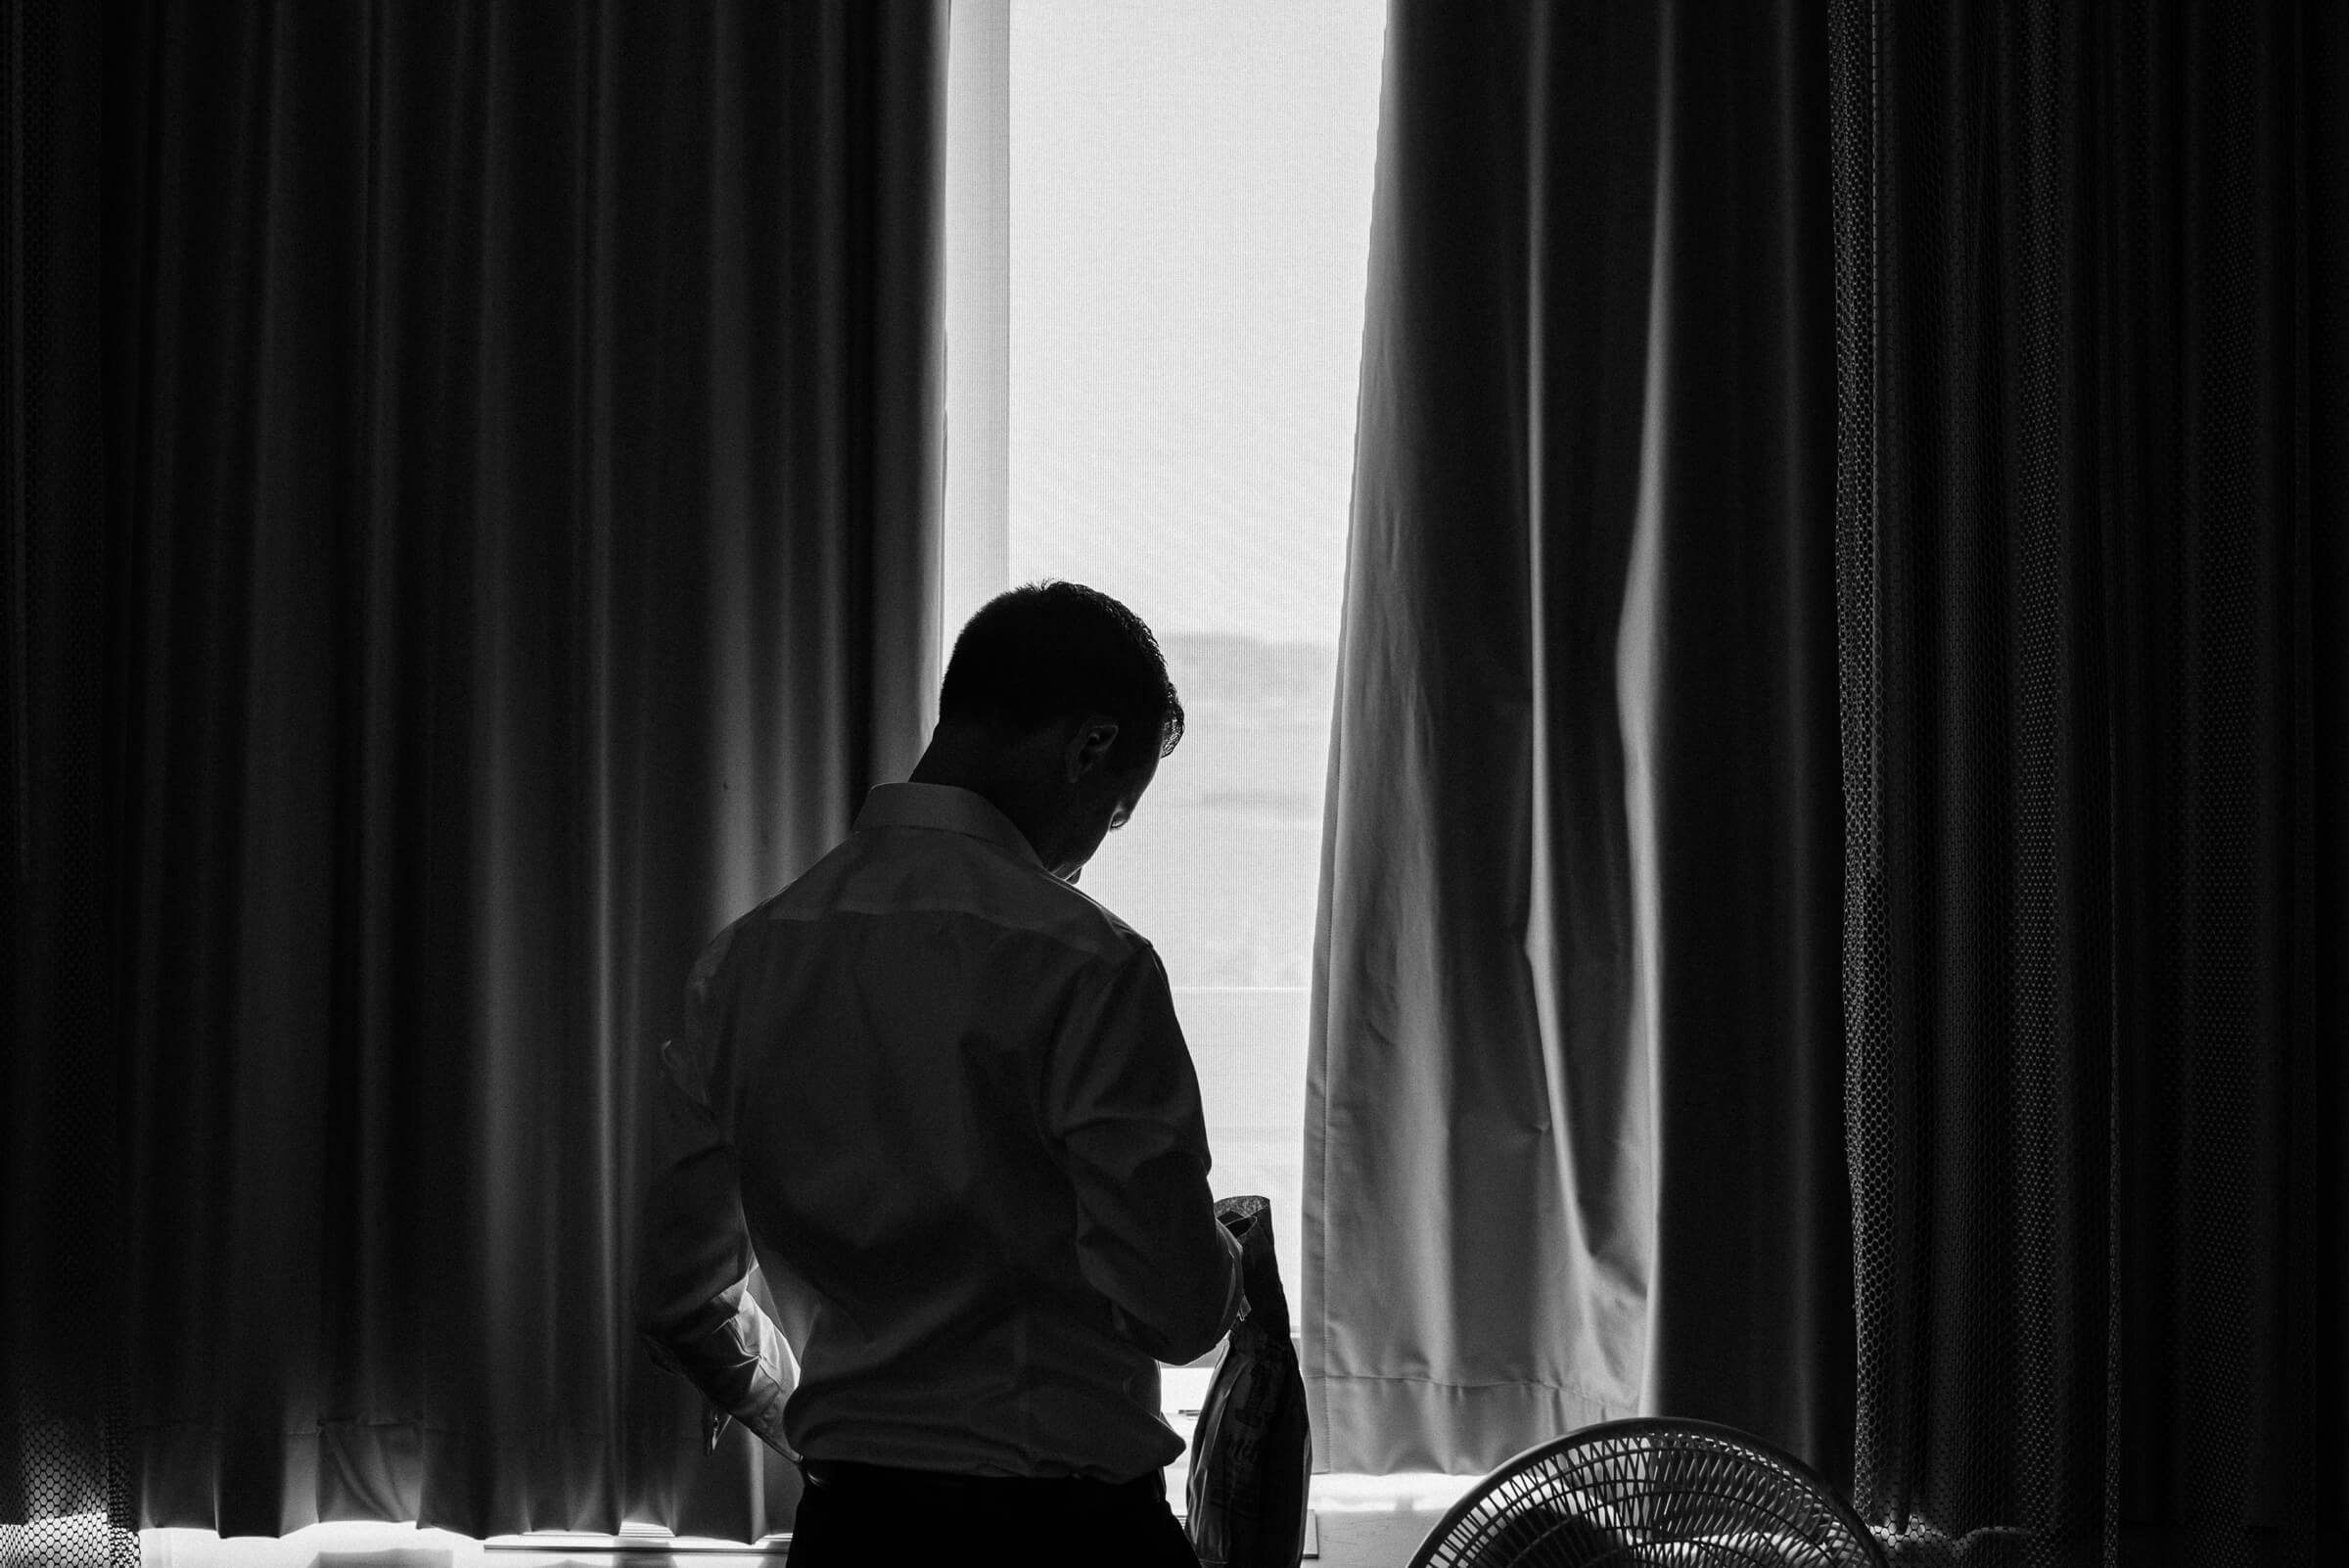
{"left": 945, "top": 0, "right": 1388, "bottom": 1291}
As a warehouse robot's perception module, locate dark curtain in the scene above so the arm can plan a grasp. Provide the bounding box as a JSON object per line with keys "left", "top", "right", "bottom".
{"left": 1306, "top": 0, "right": 1852, "bottom": 1481}
{"left": 1831, "top": 1, "right": 2349, "bottom": 1564}
{"left": 9, "top": 0, "right": 944, "bottom": 1553}
{"left": 4, "top": 0, "right": 133, "bottom": 1565}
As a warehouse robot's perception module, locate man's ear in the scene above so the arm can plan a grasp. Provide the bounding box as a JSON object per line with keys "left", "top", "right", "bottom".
{"left": 1065, "top": 715, "right": 1121, "bottom": 781}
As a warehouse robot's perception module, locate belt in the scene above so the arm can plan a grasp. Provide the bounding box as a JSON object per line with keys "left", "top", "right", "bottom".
{"left": 798, "top": 1456, "right": 1150, "bottom": 1496}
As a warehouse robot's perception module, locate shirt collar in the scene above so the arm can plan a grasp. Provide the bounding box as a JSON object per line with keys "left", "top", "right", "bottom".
{"left": 853, "top": 782, "right": 1044, "bottom": 870}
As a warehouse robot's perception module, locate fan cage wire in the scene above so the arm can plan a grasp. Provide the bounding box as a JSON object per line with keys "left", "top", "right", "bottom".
{"left": 1410, "top": 1419, "right": 1886, "bottom": 1568}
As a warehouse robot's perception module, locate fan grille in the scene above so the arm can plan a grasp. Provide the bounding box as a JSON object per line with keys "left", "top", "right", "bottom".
{"left": 1412, "top": 1421, "right": 1884, "bottom": 1568}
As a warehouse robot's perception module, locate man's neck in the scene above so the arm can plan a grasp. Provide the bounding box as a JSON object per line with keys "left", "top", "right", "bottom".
{"left": 907, "top": 732, "right": 1059, "bottom": 868}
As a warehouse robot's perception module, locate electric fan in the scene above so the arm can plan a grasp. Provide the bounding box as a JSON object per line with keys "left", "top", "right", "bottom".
{"left": 1405, "top": 1418, "right": 1886, "bottom": 1568}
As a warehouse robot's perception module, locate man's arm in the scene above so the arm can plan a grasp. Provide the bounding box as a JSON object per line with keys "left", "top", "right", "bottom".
{"left": 1044, "top": 945, "right": 1246, "bottom": 1366}
{"left": 633, "top": 927, "right": 797, "bottom": 1456}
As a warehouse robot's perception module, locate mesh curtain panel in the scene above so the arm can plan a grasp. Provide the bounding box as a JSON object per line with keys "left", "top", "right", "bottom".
{"left": 1830, "top": 2, "right": 2348, "bottom": 1564}
{"left": 3, "top": 0, "right": 134, "bottom": 1564}
{"left": 7, "top": 0, "right": 942, "bottom": 1550}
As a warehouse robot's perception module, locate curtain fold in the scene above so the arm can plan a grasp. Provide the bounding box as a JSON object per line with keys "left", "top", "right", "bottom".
{"left": 1831, "top": 1, "right": 2349, "bottom": 1562}
{"left": 39, "top": 0, "right": 946, "bottom": 1545}
{"left": 1306, "top": 0, "right": 1852, "bottom": 1482}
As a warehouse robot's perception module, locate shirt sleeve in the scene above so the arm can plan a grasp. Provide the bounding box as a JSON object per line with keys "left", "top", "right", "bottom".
{"left": 1043, "top": 945, "right": 1246, "bottom": 1367}
{"left": 632, "top": 924, "right": 798, "bottom": 1457}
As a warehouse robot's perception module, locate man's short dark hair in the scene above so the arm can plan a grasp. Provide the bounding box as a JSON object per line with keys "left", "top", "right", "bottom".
{"left": 939, "top": 580, "right": 1185, "bottom": 772}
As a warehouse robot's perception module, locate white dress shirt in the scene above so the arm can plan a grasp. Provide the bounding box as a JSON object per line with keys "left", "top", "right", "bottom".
{"left": 635, "top": 781, "right": 1245, "bottom": 1483}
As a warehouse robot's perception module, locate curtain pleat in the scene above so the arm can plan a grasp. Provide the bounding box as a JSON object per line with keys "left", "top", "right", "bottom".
{"left": 1831, "top": 1, "right": 2349, "bottom": 1562}
{"left": 1307, "top": 0, "right": 1852, "bottom": 1482}
{"left": 77, "top": 0, "right": 945, "bottom": 1543}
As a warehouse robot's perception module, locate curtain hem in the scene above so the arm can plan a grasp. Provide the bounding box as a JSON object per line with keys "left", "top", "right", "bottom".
{"left": 1304, "top": 1373, "right": 1636, "bottom": 1476}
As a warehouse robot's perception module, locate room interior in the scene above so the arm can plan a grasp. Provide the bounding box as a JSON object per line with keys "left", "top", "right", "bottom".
{"left": 6, "top": 2, "right": 2343, "bottom": 1566}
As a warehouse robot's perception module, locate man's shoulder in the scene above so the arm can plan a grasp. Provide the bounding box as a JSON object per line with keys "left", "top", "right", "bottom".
{"left": 1027, "top": 873, "right": 1154, "bottom": 969}
{"left": 752, "top": 828, "right": 1153, "bottom": 970}
{"left": 911, "top": 847, "right": 1155, "bottom": 972}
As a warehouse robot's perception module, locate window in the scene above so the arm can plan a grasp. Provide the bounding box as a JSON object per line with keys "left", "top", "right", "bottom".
{"left": 943, "top": 0, "right": 1388, "bottom": 1299}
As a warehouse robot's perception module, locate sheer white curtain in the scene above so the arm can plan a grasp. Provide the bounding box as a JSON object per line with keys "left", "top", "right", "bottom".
{"left": 940, "top": 0, "right": 1387, "bottom": 1296}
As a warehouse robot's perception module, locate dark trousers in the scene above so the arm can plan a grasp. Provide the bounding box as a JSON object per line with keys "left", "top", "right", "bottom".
{"left": 784, "top": 1456, "right": 1201, "bottom": 1567}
